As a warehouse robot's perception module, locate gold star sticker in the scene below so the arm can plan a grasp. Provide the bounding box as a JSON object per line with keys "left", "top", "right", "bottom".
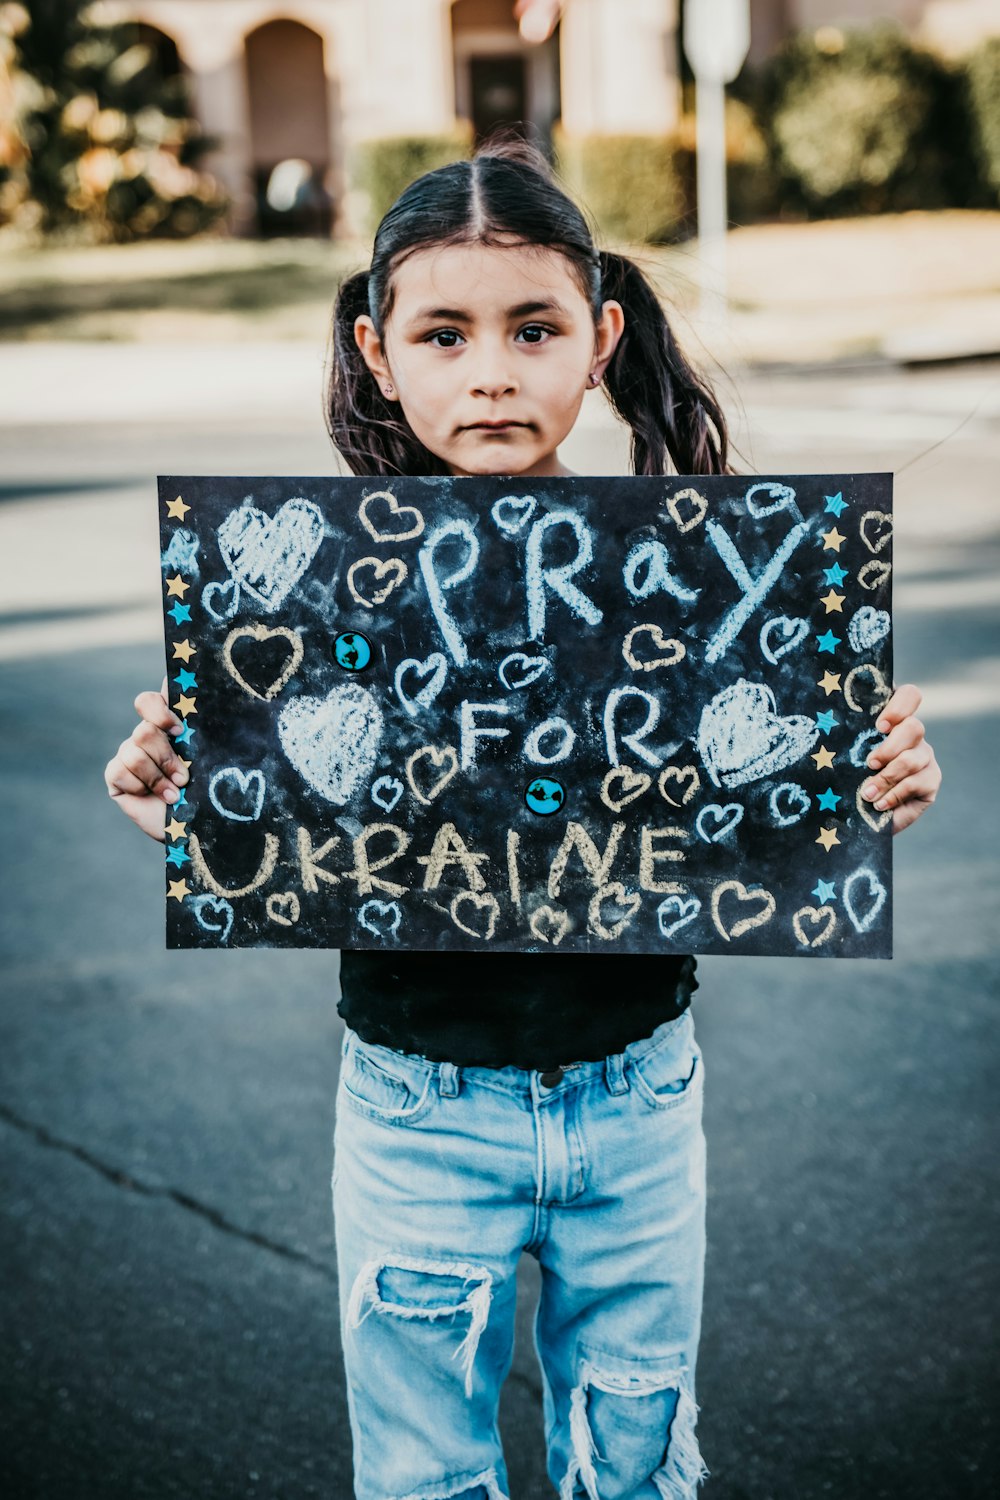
{"left": 812, "top": 745, "right": 836, "bottom": 770}
{"left": 821, "top": 527, "right": 846, "bottom": 552}
{"left": 166, "top": 495, "right": 190, "bottom": 520}
{"left": 165, "top": 818, "right": 187, "bottom": 841}
{"left": 171, "top": 639, "right": 197, "bottom": 663}
{"left": 177, "top": 757, "right": 191, "bottom": 769}
{"left": 165, "top": 574, "right": 189, "bottom": 598}
{"left": 816, "top": 826, "right": 840, "bottom": 852}
{"left": 820, "top": 589, "right": 845, "bottom": 613}
{"left": 167, "top": 878, "right": 191, "bottom": 902}
{"left": 818, "top": 671, "right": 842, "bottom": 696}
{"left": 173, "top": 694, "right": 197, "bottom": 717}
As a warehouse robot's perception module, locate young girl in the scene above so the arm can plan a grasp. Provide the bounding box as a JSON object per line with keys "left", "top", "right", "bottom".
{"left": 104, "top": 136, "right": 941, "bottom": 1500}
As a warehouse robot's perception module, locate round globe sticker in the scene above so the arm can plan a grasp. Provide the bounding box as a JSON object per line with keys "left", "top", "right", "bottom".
{"left": 333, "top": 631, "right": 372, "bottom": 671}
{"left": 525, "top": 777, "right": 565, "bottom": 816}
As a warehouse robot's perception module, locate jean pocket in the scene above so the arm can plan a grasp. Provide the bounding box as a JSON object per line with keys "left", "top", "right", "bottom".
{"left": 339, "top": 1034, "right": 436, "bottom": 1126}
{"left": 627, "top": 1013, "right": 702, "bottom": 1111}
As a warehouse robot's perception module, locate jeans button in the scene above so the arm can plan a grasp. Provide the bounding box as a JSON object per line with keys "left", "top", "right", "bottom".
{"left": 539, "top": 1068, "right": 564, "bottom": 1087}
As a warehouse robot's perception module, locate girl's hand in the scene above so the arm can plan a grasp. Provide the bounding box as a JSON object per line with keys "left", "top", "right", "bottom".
{"left": 859, "top": 683, "right": 941, "bottom": 835}
{"left": 104, "top": 677, "right": 189, "bottom": 843}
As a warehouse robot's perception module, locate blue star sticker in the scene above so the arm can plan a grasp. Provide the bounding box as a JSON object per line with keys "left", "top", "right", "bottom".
{"left": 816, "top": 787, "right": 842, "bottom": 812}
{"left": 167, "top": 602, "right": 192, "bottom": 625}
{"left": 824, "top": 492, "right": 848, "bottom": 517}
{"left": 173, "top": 669, "right": 198, "bottom": 692}
{"left": 816, "top": 630, "right": 841, "bottom": 654}
{"left": 165, "top": 844, "right": 190, "bottom": 868}
{"left": 812, "top": 879, "right": 837, "bottom": 903}
{"left": 822, "top": 562, "right": 849, "bottom": 587}
{"left": 172, "top": 786, "right": 188, "bottom": 807}
{"left": 174, "top": 720, "right": 195, "bottom": 747}
{"left": 816, "top": 709, "right": 840, "bottom": 734}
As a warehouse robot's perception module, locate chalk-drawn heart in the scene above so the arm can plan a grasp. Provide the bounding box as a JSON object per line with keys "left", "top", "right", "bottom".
{"left": 657, "top": 893, "right": 701, "bottom": 939}
{"left": 843, "top": 866, "right": 887, "bottom": 935}
{"left": 266, "top": 892, "right": 300, "bottom": 927}
{"left": 848, "top": 606, "right": 890, "bottom": 653}
{"left": 665, "top": 486, "right": 707, "bottom": 533}
{"left": 793, "top": 905, "right": 837, "bottom": 948}
{"left": 358, "top": 489, "right": 425, "bottom": 543}
{"left": 588, "top": 882, "right": 642, "bottom": 940}
{"left": 769, "top": 781, "right": 811, "bottom": 828}
{"left": 849, "top": 727, "right": 882, "bottom": 768}
{"left": 529, "top": 904, "right": 570, "bottom": 946}
{"left": 498, "top": 651, "right": 549, "bottom": 691}
{"left": 860, "top": 510, "right": 893, "bottom": 555}
{"left": 601, "top": 766, "right": 652, "bottom": 813}
{"left": 658, "top": 765, "right": 701, "bottom": 806}
{"left": 357, "top": 899, "right": 402, "bottom": 938}
{"left": 371, "top": 775, "right": 404, "bottom": 812}
{"left": 347, "top": 556, "right": 407, "bottom": 609}
{"left": 208, "top": 767, "right": 265, "bottom": 823}
{"left": 622, "top": 624, "right": 686, "bottom": 672}
{"left": 217, "top": 496, "right": 324, "bottom": 611}
{"left": 855, "top": 782, "right": 892, "bottom": 832}
{"left": 698, "top": 679, "right": 819, "bottom": 789}
{"left": 277, "top": 683, "right": 383, "bottom": 805}
{"left": 759, "top": 615, "right": 809, "bottom": 665}
{"left": 450, "top": 890, "right": 500, "bottom": 942}
{"left": 222, "top": 622, "right": 303, "bottom": 702}
{"left": 696, "top": 803, "right": 744, "bottom": 842}
{"left": 711, "top": 880, "right": 776, "bottom": 942}
{"left": 394, "top": 652, "right": 447, "bottom": 716}
{"left": 491, "top": 495, "right": 536, "bottom": 534}
{"left": 191, "top": 894, "right": 234, "bottom": 943}
{"left": 201, "top": 577, "right": 240, "bottom": 622}
{"left": 745, "top": 481, "right": 797, "bottom": 518}
{"left": 844, "top": 663, "right": 892, "bottom": 716}
{"left": 405, "top": 744, "right": 459, "bottom": 806}
{"left": 858, "top": 560, "right": 892, "bottom": 592}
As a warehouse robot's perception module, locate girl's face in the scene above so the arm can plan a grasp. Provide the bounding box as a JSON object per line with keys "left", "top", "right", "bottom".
{"left": 354, "top": 240, "right": 624, "bottom": 478}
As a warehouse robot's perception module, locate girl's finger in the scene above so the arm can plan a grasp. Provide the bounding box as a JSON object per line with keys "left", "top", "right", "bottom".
{"left": 135, "top": 688, "right": 183, "bottom": 735}
{"left": 105, "top": 764, "right": 154, "bottom": 799}
{"left": 132, "top": 719, "right": 188, "bottom": 783}
{"left": 865, "top": 716, "right": 925, "bottom": 772}
{"left": 862, "top": 744, "right": 932, "bottom": 803}
{"left": 875, "top": 682, "right": 921, "bottom": 735}
{"left": 116, "top": 740, "right": 181, "bottom": 801}
{"left": 885, "top": 771, "right": 941, "bottom": 833}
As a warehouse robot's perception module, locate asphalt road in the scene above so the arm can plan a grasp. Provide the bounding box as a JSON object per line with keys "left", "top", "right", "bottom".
{"left": 1, "top": 349, "right": 998, "bottom": 1499}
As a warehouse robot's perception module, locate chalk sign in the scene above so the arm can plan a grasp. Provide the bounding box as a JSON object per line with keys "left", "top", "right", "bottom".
{"left": 157, "top": 474, "right": 893, "bottom": 958}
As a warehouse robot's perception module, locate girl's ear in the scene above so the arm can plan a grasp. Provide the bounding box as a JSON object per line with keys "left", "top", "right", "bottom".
{"left": 593, "top": 299, "right": 625, "bottom": 380}
{"left": 353, "top": 315, "right": 391, "bottom": 388}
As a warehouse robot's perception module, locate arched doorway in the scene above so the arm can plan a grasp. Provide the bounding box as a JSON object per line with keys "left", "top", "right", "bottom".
{"left": 450, "top": 0, "right": 561, "bottom": 157}
{"left": 244, "top": 19, "right": 333, "bottom": 236}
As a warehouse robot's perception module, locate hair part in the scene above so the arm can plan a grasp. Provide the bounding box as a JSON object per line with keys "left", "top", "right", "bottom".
{"left": 324, "top": 128, "right": 729, "bottom": 478}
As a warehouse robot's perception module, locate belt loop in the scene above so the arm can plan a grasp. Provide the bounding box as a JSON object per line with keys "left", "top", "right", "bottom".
{"left": 438, "top": 1060, "right": 460, "bottom": 1097}
{"left": 604, "top": 1050, "right": 629, "bottom": 1095}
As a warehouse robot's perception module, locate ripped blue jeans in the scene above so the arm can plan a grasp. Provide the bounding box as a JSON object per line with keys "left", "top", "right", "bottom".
{"left": 332, "top": 1008, "right": 708, "bottom": 1500}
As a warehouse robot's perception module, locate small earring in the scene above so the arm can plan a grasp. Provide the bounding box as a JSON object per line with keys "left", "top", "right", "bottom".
{"left": 384, "top": 384, "right": 394, "bottom": 395}
{"left": 588, "top": 371, "right": 600, "bottom": 386}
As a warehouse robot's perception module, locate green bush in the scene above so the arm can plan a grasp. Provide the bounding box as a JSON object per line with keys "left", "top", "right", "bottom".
{"left": 966, "top": 37, "right": 1000, "bottom": 202}
{"left": 552, "top": 126, "right": 685, "bottom": 244}
{"left": 753, "top": 23, "right": 976, "bottom": 217}
{"left": 349, "top": 125, "right": 475, "bottom": 239}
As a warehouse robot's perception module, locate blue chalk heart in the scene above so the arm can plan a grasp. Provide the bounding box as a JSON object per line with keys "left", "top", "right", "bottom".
{"left": 491, "top": 495, "right": 537, "bottom": 534}
{"left": 371, "top": 776, "right": 404, "bottom": 813}
{"left": 191, "top": 895, "right": 234, "bottom": 943}
{"left": 499, "top": 651, "right": 549, "bottom": 690}
{"left": 745, "top": 481, "right": 797, "bottom": 518}
{"left": 657, "top": 894, "right": 701, "bottom": 939}
{"left": 769, "top": 781, "right": 811, "bottom": 828}
{"left": 208, "top": 767, "right": 265, "bottom": 822}
{"left": 696, "top": 803, "right": 744, "bottom": 843}
{"left": 357, "top": 900, "right": 402, "bottom": 938}
{"left": 759, "top": 615, "right": 809, "bottom": 665}
{"left": 202, "top": 577, "right": 240, "bottom": 622}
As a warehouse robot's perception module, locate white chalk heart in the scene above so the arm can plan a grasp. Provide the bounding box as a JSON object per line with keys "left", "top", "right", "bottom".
{"left": 217, "top": 497, "right": 324, "bottom": 611}
{"left": 358, "top": 489, "right": 424, "bottom": 543}
{"left": 601, "top": 766, "right": 653, "bottom": 813}
{"left": 843, "top": 866, "right": 887, "bottom": 935}
{"left": 698, "top": 678, "right": 819, "bottom": 789}
{"left": 394, "top": 652, "right": 447, "bottom": 716}
{"left": 658, "top": 765, "right": 701, "bottom": 806}
{"left": 529, "top": 904, "right": 570, "bottom": 946}
{"left": 858, "top": 560, "right": 892, "bottom": 592}
{"left": 405, "top": 744, "right": 459, "bottom": 806}
{"left": 498, "top": 651, "right": 549, "bottom": 690}
{"left": 657, "top": 894, "right": 701, "bottom": 939}
{"left": 371, "top": 775, "right": 404, "bottom": 812}
{"left": 450, "top": 890, "right": 500, "bottom": 942}
{"left": 855, "top": 782, "right": 893, "bottom": 832}
{"left": 746, "top": 481, "right": 797, "bottom": 518}
{"left": 201, "top": 577, "right": 240, "bottom": 622}
{"left": 347, "top": 555, "right": 407, "bottom": 609}
{"left": 588, "top": 883, "right": 642, "bottom": 940}
{"left": 860, "top": 510, "right": 893, "bottom": 555}
{"left": 208, "top": 767, "right": 265, "bottom": 823}
{"left": 769, "top": 781, "right": 811, "bottom": 828}
{"left": 222, "top": 622, "right": 303, "bottom": 702}
{"left": 792, "top": 905, "right": 837, "bottom": 948}
{"left": 622, "top": 624, "right": 686, "bottom": 672}
{"left": 844, "top": 662, "right": 892, "bottom": 716}
{"left": 266, "top": 892, "right": 300, "bottom": 927}
{"left": 191, "top": 895, "right": 234, "bottom": 943}
{"left": 665, "top": 486, "right": 707, "bottom": 533}
{"left": 277, "top": 684, "right": 383, "bottom": 805}
{"left": 696, "top": 803, "right": 744, "bottom": 842}
{"left": 848, "top": 606, "right": 890, "bottom": 653}
{"left": 711, "top": 880, "right": 776, "bottom": 942}
{"left": 491, "top": 495, "right": 537, "bottom": 534}
{"left": 357, "top": 899, "right": 402, "bottom": 938}
{"left": 759, "top": 615, "right": 809, "bottom": 665}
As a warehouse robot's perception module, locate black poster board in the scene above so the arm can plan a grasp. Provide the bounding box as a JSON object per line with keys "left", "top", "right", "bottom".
{"left": 157, "top": 474, "right": 893, "bottom": 958}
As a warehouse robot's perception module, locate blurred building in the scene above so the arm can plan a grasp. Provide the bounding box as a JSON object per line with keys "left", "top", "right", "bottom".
{"left": 117, "top": 0, "right": 1000, "bottom": 236}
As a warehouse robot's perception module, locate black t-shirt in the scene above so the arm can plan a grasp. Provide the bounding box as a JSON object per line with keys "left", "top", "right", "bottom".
{"left": 336, "top": 949, "right": 698, "bottom": 1070}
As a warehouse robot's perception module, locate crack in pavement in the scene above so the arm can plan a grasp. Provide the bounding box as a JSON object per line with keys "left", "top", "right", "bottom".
{"left": 0, "top": 1100, "right": 335, "bottom": 1279}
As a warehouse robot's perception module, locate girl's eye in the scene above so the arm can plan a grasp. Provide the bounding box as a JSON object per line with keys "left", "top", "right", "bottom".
{"left": 424, "top": 324, "right": 556, "bottom": 349}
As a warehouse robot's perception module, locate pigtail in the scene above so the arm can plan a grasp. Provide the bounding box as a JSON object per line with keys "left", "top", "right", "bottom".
{"left": 598, "top": 250, "right": 730, "bottom": 478}
{"left": 323, "top": 268, "right": 450, "bottom": 478}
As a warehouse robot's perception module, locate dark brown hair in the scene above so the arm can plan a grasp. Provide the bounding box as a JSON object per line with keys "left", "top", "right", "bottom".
{"left": 324, "top": 131, "right": 729, "bottom": 478}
